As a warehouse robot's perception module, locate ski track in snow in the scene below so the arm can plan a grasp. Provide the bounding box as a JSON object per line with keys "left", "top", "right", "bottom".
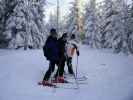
{"left": 0, "top": 45, "right": 133, "bottom": 100}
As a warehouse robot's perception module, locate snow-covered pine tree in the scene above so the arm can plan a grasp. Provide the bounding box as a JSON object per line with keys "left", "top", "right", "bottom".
{"left": 65, "top": 1, "right": 78, "bottom": 37}
{"left": 4, "top": 0, "right": 27, "bottom": 49}
{"left": 48, "top": 12, "right": 58, "bottom": 31}
{"left": 120, "top": 0, "right": 131, "bottom": 54}
{"left": 83, "top": 0, "right": 98, "bottom": 48}
{"left": 45, "top": 11, "right": 64, "bottom": 37}
{"left": 0, "top": 0, "right": 18, "bottom": 48}
{"left": 94, "top": 1, "right": 106, "bottom": 48}
{"left": 0, "top": 0, "right": 7, "bottom": 48}
{"left": 111, "top": 0, "right": 129, "bottom": 53}
{"left": 97, "top": 0, "right": 117, "bottom": 49}
{"left": 4, "top": 0, "right": 46, "bottom": 49}
{"left": 28, "top": 0, "right": 46, "bottom": 49}
{"left": 126, "top": 1, "right": 133, "bottom": 54}
{"left": 59, "top": 17, "right": 67, "bottom": 35}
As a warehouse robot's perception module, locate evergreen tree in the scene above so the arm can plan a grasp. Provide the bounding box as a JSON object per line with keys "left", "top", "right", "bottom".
{"left": 48, "top": 12, "right": 58, "bottom": 30}
{"left": 83, "top": 0, "right": 132, "bottom": 54}
{"left": 3, "top": 0, "right": 46, "bottom": 49}
{"left": 0, "top": 0, "right": 18, "bottom": 48}
{"left": 45, "top": 11, "right": 65, "bottom": 36}
{"left": 111, "top": 0, "right": 129, "bottom": 53}
{"left": 83, "top": 0, "right": 97, "bottom": 48}
{"left": 98, "top": 0, "right": 116, "bottom": 49}
{"left": 127, "top": 1, "right": 133, "bottom": 54}
{"left": 0, "top": 1, "right": 6, "bottom": 48}
{"left": 65, "top": 1, "right": 78, "bottom": 37}
{"left": 28, "top": 0, "right": 46, "bottom": 49}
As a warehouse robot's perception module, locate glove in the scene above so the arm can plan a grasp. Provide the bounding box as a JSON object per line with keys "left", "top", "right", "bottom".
{"left": 77, "top": 51, "right": 79, "bottom": 56}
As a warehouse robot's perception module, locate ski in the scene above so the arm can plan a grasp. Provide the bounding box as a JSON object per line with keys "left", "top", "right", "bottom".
{"left": 38, "top": 81, "right": 79, "bottom": 89}
{"left": 64, "top": 75, "right": 88, "bottom": 85}
{"left": 51, "top": 79, "right": 73, "bottom": 84}
{"left": 38, "top": 81, "right": 57, "bottom": 88}
{"left": 75, "top": 76, "right": 88, "bottom": 81}
{"left": 64, "top": 75, "right": 88, "bottom": 81}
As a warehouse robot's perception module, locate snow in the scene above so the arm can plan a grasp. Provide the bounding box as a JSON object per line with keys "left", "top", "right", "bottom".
{"left": 0, "top": 45, "right": 133, "bottom": 100}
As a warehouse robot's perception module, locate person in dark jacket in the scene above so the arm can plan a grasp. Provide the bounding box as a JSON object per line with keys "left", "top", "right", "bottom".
{"left": 53, "top": 33, "right": 68, "bottom": 82}
{"left": 41, "top": 28, "right": 60, "bottom": 86}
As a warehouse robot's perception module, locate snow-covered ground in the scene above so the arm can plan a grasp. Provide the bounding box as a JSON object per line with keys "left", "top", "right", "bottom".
{"left": 0, "top": 45, "right": 133, "bottom": 100}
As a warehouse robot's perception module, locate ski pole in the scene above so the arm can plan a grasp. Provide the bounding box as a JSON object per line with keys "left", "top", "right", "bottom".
{"left": 75, "top": 55, "right": 78, "bottom": 78}
{"left": 73, "top": 72, "right": 79, "bottom": 89}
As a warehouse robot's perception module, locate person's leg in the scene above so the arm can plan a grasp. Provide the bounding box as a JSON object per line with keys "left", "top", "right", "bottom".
{"left": 54, "top": 57, "right": 65, "bottom": 82}
{"left": 67, "top": 57, "right": 74, "bottom": 74}
{"left": 54, "top": 58, "right": 65, "bottom": 78}
{"left": 43, "top": 61, "right": 55, "bottom": 81}
{"left": 58, "top": 59, "right": 65, "bottom": 76}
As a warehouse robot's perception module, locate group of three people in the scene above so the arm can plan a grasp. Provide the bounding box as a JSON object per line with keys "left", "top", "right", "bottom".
{"left": 41, "top": 28, "right": 79, "bottom": 86}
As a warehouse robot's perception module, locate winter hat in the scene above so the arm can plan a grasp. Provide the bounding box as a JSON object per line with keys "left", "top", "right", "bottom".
{"left": 71, "top": 34, "right": 75, "bottom": 39}
{"left": 50, "top": 28, "right": 57, "bottom": 35}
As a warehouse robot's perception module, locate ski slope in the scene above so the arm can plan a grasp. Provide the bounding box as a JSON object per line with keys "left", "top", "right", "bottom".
{"left": 0, "top": 45, "right": 133, "bottom": 100}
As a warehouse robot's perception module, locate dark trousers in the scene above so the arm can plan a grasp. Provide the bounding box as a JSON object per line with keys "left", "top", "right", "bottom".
{"left": 43, "top": 58, "right": 65, "bottom": 81}
{"left": 43, "top": 61, "right": 58, "bottom": 81}
{"left": 54, "top": 57, "right": 66, "bottom": 78}
{"left": 66, "top": 57, "right": 74, "bottom": 74}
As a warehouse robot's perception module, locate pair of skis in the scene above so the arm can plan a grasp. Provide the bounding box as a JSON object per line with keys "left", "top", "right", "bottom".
{"left": 38, "top": 75, "right": 88, "bottom": 88}
{"left": 38, "top": 79, "right": 71, "bottom": 88}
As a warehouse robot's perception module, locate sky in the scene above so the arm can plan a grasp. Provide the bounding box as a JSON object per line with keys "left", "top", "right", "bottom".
{"left": 45, "top": 0, "right": 132, "bottom": 22}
